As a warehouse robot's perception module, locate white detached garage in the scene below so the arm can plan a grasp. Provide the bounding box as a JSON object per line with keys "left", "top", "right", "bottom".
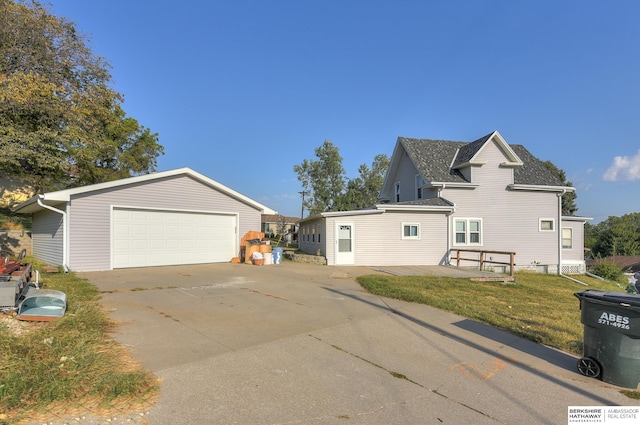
{"left": 14, "top": 168, "right": 276, "bottom": 272}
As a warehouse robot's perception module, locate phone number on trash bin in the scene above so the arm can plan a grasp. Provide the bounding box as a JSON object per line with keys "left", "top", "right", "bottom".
{"left": 598, "top": 312, "right": 630, "bottom": 330}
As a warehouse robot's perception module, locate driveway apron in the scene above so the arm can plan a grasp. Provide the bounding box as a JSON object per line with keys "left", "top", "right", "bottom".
{"left": 75, "top": 263, "right": 632, "bottom": 424}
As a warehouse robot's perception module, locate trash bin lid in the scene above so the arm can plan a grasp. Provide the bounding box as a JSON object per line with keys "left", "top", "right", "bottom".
{"left": 575, "top": 290, "right": 640, "bottom": 307}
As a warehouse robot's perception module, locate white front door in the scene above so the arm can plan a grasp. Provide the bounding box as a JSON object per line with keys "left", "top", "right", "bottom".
{"left": 335, "top": 222, "right": 355, "bottom": 265}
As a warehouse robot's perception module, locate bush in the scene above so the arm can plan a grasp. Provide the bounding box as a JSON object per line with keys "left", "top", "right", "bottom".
{"left": 589, "top": 260, "right": 623, "bottom": 281}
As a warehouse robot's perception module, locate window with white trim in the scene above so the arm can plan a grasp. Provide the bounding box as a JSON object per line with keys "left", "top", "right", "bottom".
{"left": 395, "top": 182, "right": 400, "bottom": 202}
{"left": 454, "top": 218, "right": 482, "bottom": 245}
{"left": 402, "top": 223, "right": 420, "bottom": 240}
{"left": 562, "top": 227, "right": 573, "bottom": 249}
{"left": 416, "top": 175, "right": 424, "bottom": 199}
{"left": 539, "top": 218, "right": 555, "bottom": 231}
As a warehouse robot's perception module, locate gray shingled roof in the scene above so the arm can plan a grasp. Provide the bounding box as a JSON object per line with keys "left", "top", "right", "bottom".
{"left": 399, "top": 137, "right": 468, "bottom": 183}
{"left": 510, "top": 145, "right": 564, "bottom": 186}
{"left": 452, "top": 133, "right": 493, "bottom": 167}
{"left": 398, "top": 134, "right": 563, "bottom": 186}
{"left": 386, "top": 198, "right": 454, "bottom": 207}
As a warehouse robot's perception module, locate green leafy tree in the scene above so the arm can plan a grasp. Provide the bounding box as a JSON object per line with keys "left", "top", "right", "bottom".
{"left": 591, "top": 213, "right": 640, "bottom": 257}
{"left": 294, "top": 142, "right": 390, "bottom": 217}
{"left": 294, "top": 140, "right": 347, "bottom": 216}
{"left": 0, "top": 0, "right": 163, "bottom": 197}
{"left": 341, "top": 154, "right": 390, "bottom": 210}
{"left": 542, "top": 160, "right": 578, "bottom": 215}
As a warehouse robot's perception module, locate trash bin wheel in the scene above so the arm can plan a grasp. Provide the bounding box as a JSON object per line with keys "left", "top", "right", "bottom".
{"left": 577, "top": 357, "right": 601, "bottom": 378}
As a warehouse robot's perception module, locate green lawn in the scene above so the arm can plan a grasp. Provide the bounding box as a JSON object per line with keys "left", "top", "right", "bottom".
{"left": 357, "top": 272, "right": 627, "bottom": 356}
{"left": 358, "top": 271, "right": 640, "bottom": 399}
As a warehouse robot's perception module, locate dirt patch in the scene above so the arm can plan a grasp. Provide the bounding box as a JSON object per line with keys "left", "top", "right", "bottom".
{"left": 0, "top": 312, "right": 44, "bottom": 336}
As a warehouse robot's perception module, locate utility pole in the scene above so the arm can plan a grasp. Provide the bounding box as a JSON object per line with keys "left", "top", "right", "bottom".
{"left": 299, "top": 191, "right": 308, "bottom": 219}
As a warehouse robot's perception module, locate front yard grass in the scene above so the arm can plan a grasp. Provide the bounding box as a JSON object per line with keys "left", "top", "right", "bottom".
{"left": 358, "top": 271, "right": 640, "bottom": 398}
{"left": 0, "top": 261, "right": 158, "bottom": 425}
{"left": 357, "top": 272, "right": 626, "bottom": 356}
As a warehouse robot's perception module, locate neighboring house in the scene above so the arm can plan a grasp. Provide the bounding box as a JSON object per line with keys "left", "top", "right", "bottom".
{"left": 299, "top": 131, "right": 590, "bottom": 273}
{"left": 261, "top": 214, "right": 300, "bottom": 240}
{"left": 13, "top": 168, "right": 276, "bottom": 272}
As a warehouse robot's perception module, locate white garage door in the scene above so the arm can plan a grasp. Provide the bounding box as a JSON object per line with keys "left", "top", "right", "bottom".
{"left": 112, "top": 208, "right": 237, "bottom": 268}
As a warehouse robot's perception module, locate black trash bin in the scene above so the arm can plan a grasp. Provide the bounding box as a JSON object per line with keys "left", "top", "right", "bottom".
{"left": 574, "top": 290, "right": 640, "bottom": 388}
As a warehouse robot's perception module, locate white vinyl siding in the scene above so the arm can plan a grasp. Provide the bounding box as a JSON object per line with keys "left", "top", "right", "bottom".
{"left": 299, "top": 218, "right": 325, "bottom": 256}
{"left": 31, "top": 208, "right": 64, "bottom": 267}
{"left": 67, "top": 174, "right": 259, "bottom": 271}
{"left": 561, "top": 218, "right": 586, "bottom": 264}
{"left": 442, "top": 140, "right": 560, "bottom": 267}
{"left": 318, "top": 211, "right": 446, "bottom": 266}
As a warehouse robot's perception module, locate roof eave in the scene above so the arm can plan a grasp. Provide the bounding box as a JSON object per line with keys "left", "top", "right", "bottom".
{"left": 500, "top": 161, "right": 523, "bottom": 168}
{"left": 377, "top": 204, "right": 455, "bottom": 212}
{"left": 428, "top": 182, "right": 479, "bottom": 189}
{"left": 12, "top": 167, "right": 277, "bottom": 215}
{"left": 453, "top": 161, "right": 486, "bottom": 169}
{"left": 508, "top": 184, "right": 576, "bottom": 193}
{"left": 562, "top": 215, "right": 593, "bottom": 222}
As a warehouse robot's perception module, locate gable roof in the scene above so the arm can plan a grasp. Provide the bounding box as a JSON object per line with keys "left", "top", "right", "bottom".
{"left": 13, "top": 167, "right": 277, "bottom": 215}
{"left": 382, "top": 131, "right": 567, "bottom": 199}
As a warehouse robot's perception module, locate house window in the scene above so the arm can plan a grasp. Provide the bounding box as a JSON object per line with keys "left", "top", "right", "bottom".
{"left": 454, "top": 218, "right": 482, "bottom": 245}
{"left": 312, "top": 226, "right": 315, "bottom": 242}
{"left": 562, "top": 228, "right": 573, "bottom": 249}
{"left": 402, "top": 223, "right": 420, "bottom": 240}
{"left": 416, "top": 175, "right": 424, "bottom": 199}
{"left": 395, "top": 182, "right": 400, "bottom": 202}
{"left": 317, "top": 224, "right": 321, "bottom": 243}
{"left": 539, "top": 219, "right": 555, "bottom": 231}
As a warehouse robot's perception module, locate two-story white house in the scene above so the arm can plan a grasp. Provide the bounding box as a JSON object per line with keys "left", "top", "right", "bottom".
{"left": 299, "top": 131, "right": 590, "bottom": 273}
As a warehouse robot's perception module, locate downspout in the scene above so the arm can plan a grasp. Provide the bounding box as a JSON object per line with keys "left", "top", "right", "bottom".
{"left": 36, "top": 195, "right": 70, "bottom": 273}
{"left": 439, "top": 184, "right": 453, "bottom": 266}
{"left": 557, "top": 190, "right": 587, "bottom": 286}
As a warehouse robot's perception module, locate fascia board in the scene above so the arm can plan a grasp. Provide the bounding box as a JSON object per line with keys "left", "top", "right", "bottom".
{"left": 562, "top": 215, "right": 593, "bottom": 222}
{"left": 14, "top": 167, "right": 277, "bottom": 215}
{"left": 377, "top": 204, "right": 454, "bottom": 212}
{"left": 509, "top": 184, "right": 576, "bottom": 192}
{"left": 427, "top": 182, "right": 479, "bottom": 189}
{"left": 320, "top": 209, "right": 384, "bottom": 218}
{"left": 489, "top": 131, "right": 523, "bottom": 166}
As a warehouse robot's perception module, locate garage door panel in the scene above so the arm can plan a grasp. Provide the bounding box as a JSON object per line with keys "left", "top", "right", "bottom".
{"left": 113, "top": 209, "right": 237, "bottom": 268}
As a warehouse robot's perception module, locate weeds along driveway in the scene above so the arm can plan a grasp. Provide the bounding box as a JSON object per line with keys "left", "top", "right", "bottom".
{"left": 80, "top": 263, "right": 631, "bottom": 425}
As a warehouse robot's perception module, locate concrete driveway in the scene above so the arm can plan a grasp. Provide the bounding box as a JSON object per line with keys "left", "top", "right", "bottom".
{"left": 73, "top": 262, "right": 632, "bottom": 424}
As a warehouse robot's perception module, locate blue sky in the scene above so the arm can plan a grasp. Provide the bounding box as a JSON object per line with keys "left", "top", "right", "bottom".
{"left": 47, "top": 1, "right": 640, "bottom": 222}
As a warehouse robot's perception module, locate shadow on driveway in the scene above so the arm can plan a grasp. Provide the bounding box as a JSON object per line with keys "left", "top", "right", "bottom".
{"left": 322, "top": 286, "right": 617, "bottom": 406}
